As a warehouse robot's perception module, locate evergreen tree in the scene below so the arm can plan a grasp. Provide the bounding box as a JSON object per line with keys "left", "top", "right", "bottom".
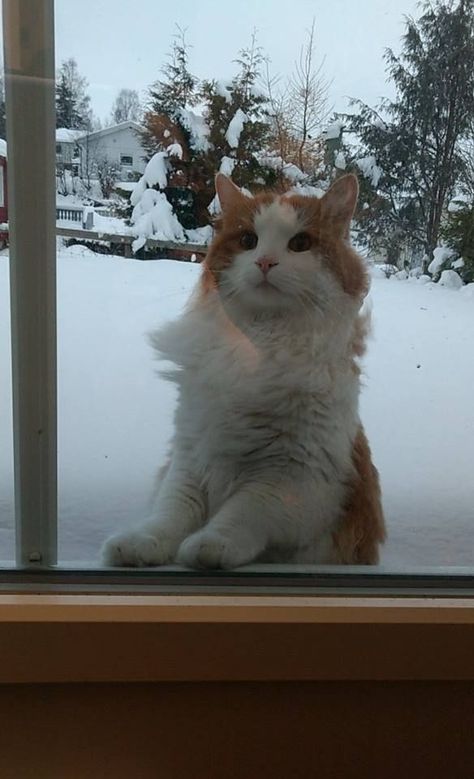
{"left": 141, "top": 26, "right": 197, "bottom": 158}
{"left": 344, "top": 0, "right": 474, "bottom": 266}
{"left": 137, "top": 29, "right": 277, "bottom": 231}
{"left": 56, "top": 58, "right": 93, "bottom": 130}
{"left": 197, "top": 31, "right": 278, "bottom": 193}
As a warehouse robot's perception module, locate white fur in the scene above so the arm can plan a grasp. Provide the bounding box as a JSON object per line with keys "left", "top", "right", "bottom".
{"left": 102, "top": 199, "right": 366, "bottom": 568}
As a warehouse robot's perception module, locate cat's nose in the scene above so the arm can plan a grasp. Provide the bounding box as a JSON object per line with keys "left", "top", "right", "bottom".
{"left": 256, "top": 256, "right": 279, "bottom": 275}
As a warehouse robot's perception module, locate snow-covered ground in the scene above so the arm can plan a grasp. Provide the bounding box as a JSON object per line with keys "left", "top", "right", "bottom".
{"left": 1, "top": 246, "right": 473, "bottom": 568}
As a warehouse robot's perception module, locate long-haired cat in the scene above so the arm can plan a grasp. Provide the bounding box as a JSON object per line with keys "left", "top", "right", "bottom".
{"left": 103, "top": 173, "right": 385, "bottom": 568}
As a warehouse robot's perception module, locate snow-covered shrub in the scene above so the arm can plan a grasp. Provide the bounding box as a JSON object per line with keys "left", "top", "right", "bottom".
{"left": 441, "top": 204, "right": 474, "bottom": 283}
{"left": 130, "top": 151, "right": 185, "bottom": 252}
{"left": 438, "top": 270, "right": 463, "bottom": 290}
{"left": 427, "top": 246, "right": 457, "bottom": 279}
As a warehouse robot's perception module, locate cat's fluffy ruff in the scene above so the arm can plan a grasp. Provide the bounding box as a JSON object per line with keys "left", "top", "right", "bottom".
{"left": 102, "top": 173, "right": 385, "bottom": 568}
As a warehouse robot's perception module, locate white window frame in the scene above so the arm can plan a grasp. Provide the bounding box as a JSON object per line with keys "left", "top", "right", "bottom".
{"left": 4, "top": 0, "right": 58, "bottom": 568}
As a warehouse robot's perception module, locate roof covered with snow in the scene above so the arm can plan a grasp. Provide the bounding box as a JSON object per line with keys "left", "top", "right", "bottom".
{"left": 74, "top": 121, "right": 144, "bottom": 144}
{"left": 56, "top": 128, "right": 86, "bottom": 143}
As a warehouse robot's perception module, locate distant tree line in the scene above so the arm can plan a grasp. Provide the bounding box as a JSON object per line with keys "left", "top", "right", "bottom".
{"left": 2, "top": 1, "right": 471, "bottom": 276}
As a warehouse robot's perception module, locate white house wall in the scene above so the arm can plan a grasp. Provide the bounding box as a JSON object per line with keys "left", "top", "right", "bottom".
{"left": 78, "top": 126, "right": 146, "bottom": 179}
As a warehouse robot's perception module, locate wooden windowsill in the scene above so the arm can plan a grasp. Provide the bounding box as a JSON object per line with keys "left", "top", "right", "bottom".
{"left": 0, "top": 594, "right": 473, "bottom": 684}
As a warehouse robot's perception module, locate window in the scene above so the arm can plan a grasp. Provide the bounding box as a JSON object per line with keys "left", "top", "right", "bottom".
{"left": 0, "top": 0, "right": 473, "bottom": 600}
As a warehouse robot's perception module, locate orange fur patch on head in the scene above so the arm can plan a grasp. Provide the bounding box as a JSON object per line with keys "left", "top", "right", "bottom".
{"left": 205, "top": 190, "right": 276, "bottom": 281}
{"left": 203, "top": 173, "right": 368, "bottom": 300}
{"left": 284, "top": 177, "right": 368, "bottom": 299}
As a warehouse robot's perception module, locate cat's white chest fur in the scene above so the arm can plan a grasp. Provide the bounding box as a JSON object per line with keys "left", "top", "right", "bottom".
{"left": 157, "top": 293, "right": 360, "bottom": 529}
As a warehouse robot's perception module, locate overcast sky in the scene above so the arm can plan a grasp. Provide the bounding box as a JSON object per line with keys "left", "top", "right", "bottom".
{"left": 51, "top": 0, "right": 420, "bottom": 121}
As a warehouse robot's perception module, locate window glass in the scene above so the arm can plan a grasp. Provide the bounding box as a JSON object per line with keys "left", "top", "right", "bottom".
{"left": 0, "top": 234, "right": 14, "bottom": 563}
{"left": 2, "top": 0, "right": 473, "bottom": 576}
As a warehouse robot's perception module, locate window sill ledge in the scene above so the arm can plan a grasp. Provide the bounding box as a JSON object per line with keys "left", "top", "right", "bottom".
{"left": 0, "top": 594, "right": 473, "bottom": 683}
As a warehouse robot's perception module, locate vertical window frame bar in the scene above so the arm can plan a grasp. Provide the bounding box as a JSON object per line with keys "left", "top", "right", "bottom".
{"left": 3, "top": 0, "right": 57, "bottom": 566}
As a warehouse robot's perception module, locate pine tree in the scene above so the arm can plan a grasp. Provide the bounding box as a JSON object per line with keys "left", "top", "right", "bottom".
{"left": 344, "top": 0, "right": 474, "bottom": 267}
{"left": 198, "top": 31, "right": 278, "bottom": 193}
{"left": 141, "top": 26, "right": 197, "bottom": 158}
{"left": 55, "top": 58, "right": 93, "bottom": 130}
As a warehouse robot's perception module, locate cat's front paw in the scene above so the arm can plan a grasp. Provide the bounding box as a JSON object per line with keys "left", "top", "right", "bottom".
{"left": 102, "top": 528, "right": 179, "bottom": 567}
{"left": 177, "top": 528, "right": 256, "bottom": 570}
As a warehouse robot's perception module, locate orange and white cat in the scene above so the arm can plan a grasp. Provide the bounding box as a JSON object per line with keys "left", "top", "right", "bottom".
{"left": 103, "top": 173, "right": 385, "bottom": 568}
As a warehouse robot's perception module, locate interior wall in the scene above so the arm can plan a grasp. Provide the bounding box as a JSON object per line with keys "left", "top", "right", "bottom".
{"left": 1, "top": 680, "right": 473, "bottom": 779}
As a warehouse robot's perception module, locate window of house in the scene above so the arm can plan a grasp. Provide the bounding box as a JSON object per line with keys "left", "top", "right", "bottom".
{"left": 0, "top": 0, "right": 473, "bottom": 597}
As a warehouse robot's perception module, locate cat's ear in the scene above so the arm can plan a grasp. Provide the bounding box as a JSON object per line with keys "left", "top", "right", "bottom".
{"left": 215, "top": 173, "right": 246, "bottom": 212}
{"left": 321, "top": 174, "right": 359, "bottom": 236}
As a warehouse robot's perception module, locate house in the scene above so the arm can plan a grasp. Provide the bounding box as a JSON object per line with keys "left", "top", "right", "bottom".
{"left": 76, "top": 121, "right": 146, "bottom": 181}
{"left": 56, "top": 128, "right": 84, "bottom": 175}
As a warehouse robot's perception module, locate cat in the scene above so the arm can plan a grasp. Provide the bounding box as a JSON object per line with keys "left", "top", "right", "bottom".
{"left": 102, "top": 172, "right": 385, "bottom": 569}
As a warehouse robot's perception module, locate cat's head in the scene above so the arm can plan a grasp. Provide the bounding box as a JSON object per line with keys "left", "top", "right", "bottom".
{"left": 202, "top": 173, "right": 368, "bottom": 317}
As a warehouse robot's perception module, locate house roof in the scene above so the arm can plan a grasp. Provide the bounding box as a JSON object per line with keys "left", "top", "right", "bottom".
{"left": 56, "top": 122, "right": 144, "bottom": 145}
{"left": 75, "top": 121, "right": 144, "bottom": 144}
{"left": 56, "top": 128, "right": 86, "bottom": 143}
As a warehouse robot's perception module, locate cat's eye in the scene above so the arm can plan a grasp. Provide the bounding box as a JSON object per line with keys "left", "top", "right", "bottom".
{"left": 288, "top": 232, "right": 312, "bottom": 252}
{"left": 239, "top": 231, "right": 258, "bottom": 250}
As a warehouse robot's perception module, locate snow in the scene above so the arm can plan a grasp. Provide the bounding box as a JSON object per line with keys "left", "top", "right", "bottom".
{"left": 257, "top": 154, "right": 307, "bottom": 183}
{"left": 177, "top": 108, "right": 210, "bottom": 152}
{"left": 323, "top": 120, "right": 343, "bottom": 140}
{"left": 0, "top": 139, "right": 6, "bottom": 157}
{"left": 93, "top": 212, "right": 133, "bottom": 236}
{"left": 185, "top": 225, "right": 213, "bottom": 245}
{"left": 131, "top": 190, "right": 184, "bottom": 252}
{"left": 142, "top": 151, "right": 169, "bottom": 189}
{"left": 167, "top": 143, "right": 183, "bottom": 159}
{"left": 439, "top": 269, "right": 463, "bottom": 290}
{"left": 428, "top": 246, "right": 456, "bottom": 276}
{"left": 335, "top": 151, "right": 346, "bottom": 170}
{"left": 225, "top": 108, "right": 248, "bottom": 148}
{"left": 451, "top": 257, "right": 465, "bottom": 270}
{"left": 1, "top": 252, "right": 474, "bottom": 568}
{"left": 291, "top": 183, "right": 326, "bottom": 198}
{"left": 370, "top": 265, "right": 388, "bottom": 280}
{"left": 115, "top": 181, "right": 137, "bottom": 192}
{"left": 56, "top": 128, "right": 85, "bottom": 143}
{"left": 215, "top": 81, "right": 232, "bottom": 103}
{"left": 219, "top": 156, "right": 236, "bottom": 176}
{"left": 355, "top": 155, "right": 382, "bottom": 188}
{"left": 130, "top": 176, "right": 147, "bottom": 207}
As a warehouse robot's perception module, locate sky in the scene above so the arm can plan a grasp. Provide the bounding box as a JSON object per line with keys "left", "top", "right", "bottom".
{"left": 50, "top": 0, "right": 421, "bottom": 123}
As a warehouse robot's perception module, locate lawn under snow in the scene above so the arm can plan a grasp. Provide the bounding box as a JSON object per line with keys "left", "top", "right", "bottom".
{"left": 1, "top": 246, "right": 473, "bottom": 568}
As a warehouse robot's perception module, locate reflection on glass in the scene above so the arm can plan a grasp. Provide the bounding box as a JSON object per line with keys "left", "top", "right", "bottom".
{"left": 0, "top": 246, "right": 14, "bottom": 563}
{"left": 52, "top": 0, "right": 474, "bottom": 570}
